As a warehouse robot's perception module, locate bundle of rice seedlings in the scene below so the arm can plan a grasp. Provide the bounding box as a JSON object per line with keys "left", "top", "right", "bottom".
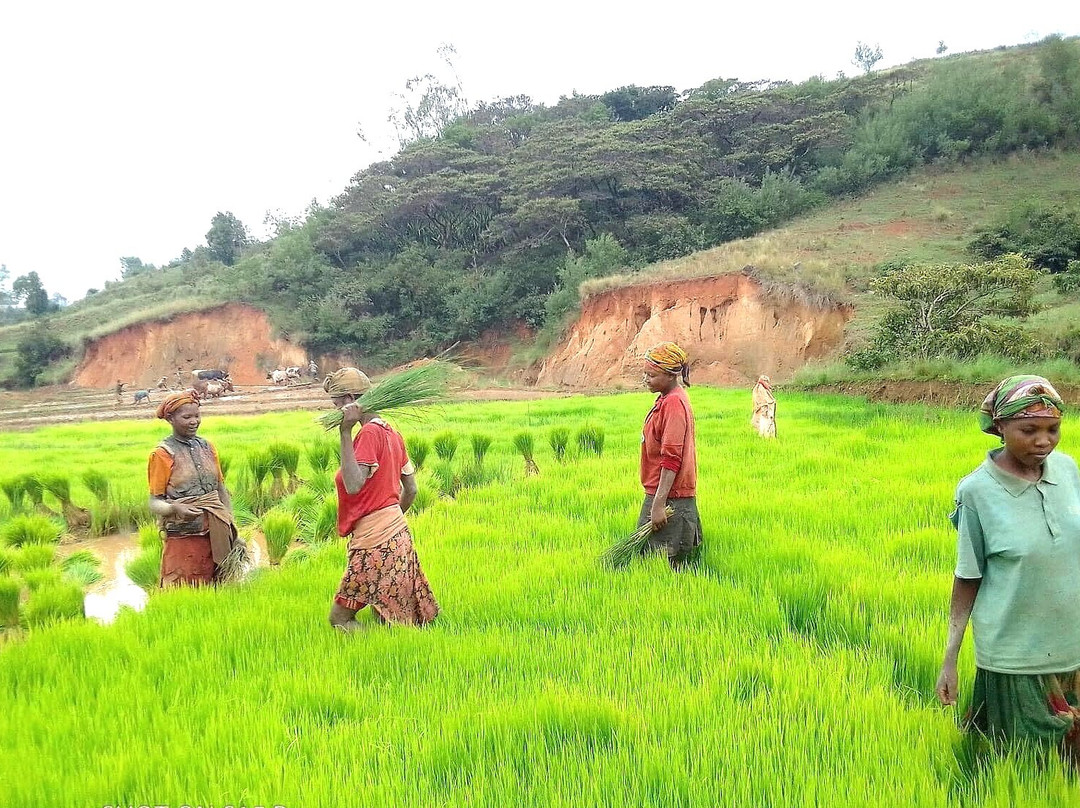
{"left": 125, "top": 546, "right": 162, "bottom": 591}
{"left": 17, "top": 475, "right": 54, "bottom": 516}
{"left": 0, "top": 547, "right": 12, "bottom": 574}
{"left": 0, "top": 477, "right": 26, "bottom": 513}
{"left": 40, "top": 474, "right": 91, "bottom": 531}
{"left": 406, "top": 436, "right": 430, "bottom": 471}
{"left": 306, "top": 440, "right": 337, "bottom": 474}
{"left": 282, "top": 488, "right": 319, "bottom": 525}
{"left": 23, "top": 568, "right": 63, "bottom": 592}
{"left": 409, "top": 484, "right": 435, "bottom": 515}
{"left": 137, "top": 522, "right": 163, "bottom": 550}
{"left": 246, "top": 450, "right": 275, "bottom": 489}
{"left": 470, "top": 434, "right": 493, "bottom": 466}
{"left": 599, "top": 506, "right": 675, "bottom": 569}
{"left": 304, "top": 496, "right": 338, "bottom": 545}
{"left": 432, "top": 432, "right": 458, "bottom": 462}
{"left": 216, "top": 539, "right": 251, "bottom": 583}
{"left": 512, "top": 431, "right": 539, "bottom": 476}
{"left": 549, "top": 427, "right": 570, "bottom": 463}
{"left": 431, "top": 461, "right": 462, "bottom": 498}
{"left": 0, "top": 514, "right": 62, "bottom": 547}
{"left": 218, "top": 454, "right": 232, "bottom": 481}
{"left": 0, "top": 576, "right": 20, "bottom": 627}
{"left": 24, "top": 580, "right": 84, "bottom": 626}
{"left": 268, "top": 442, "right": 302, "bottom": 495}
{"left": 81, "top": 469, "right": 111, "bottom": 504}
{"left": 60, "top": 550, "right": 104, "bottom": 587}
{"left": 316, "top": 361, "right": 453, "bottom": 431}
{"left": 261, "top": 508, "right": 298, "bottom": 566}
{"left": 305, "top": 471, "right": 335, "bottom": 496}
{"left": 111, "top": 485, "right": 151, "bottom": 533}
{"left": 282, "top": 546, "right": 314, "bottom": 567}
{"left": 577, "top": 425, "right": 605, "bottom": 458}
{"left": 12, "top": 544, "right": 55, "bottom": 572}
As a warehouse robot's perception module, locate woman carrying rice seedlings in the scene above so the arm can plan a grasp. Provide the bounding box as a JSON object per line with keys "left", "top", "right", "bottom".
{"left": 637, "top": 342, "right": 702, "bottom": 570}
{"left": 937, "top": 376, "right": 1080, "bottom": 764}
{"left": 323, "top": 368, "right": 439, "bottom": 631}
{"left": 146, "top": 390, "right": 243, "bottom": 587}
{"left": 751, "top": 374, "right": 777, "bottom": 438}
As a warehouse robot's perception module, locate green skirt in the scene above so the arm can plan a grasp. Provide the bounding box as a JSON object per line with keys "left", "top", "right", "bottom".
{"left": 967, "top": 668, "right": 1079, "bottom": 748}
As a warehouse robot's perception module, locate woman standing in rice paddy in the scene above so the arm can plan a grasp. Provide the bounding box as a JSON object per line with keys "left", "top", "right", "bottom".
{"left": 324, "top": 368, "right": 439, "bottom": 631}
{"left": 751, "top": 374, "right": 777, "bottom": 438}
{"left": 937, "top": 375, "right": 1080, "bottom": 762}
{"left": 638, "top": 342, "right": 702, "bottom": 569}
{"left": 147, "top": 390, "right": 240, "bottom": 587}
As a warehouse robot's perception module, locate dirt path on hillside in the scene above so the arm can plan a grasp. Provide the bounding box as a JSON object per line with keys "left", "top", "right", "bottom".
{"left": 805, "top": 380, "right": 1080, "bottom": 408}
{"left": 0, "top": 382, "right": 574, "bottom": 430}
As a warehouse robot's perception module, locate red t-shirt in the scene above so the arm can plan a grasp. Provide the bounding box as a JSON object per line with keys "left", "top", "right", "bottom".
{"left": 336, "top": 420, "right": 411, "bottom": 536}
{"left": 640, "top": 386, "right": 697, "bottom": 498}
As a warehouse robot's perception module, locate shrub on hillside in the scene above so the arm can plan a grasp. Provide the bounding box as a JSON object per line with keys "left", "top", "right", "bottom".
{"left": 970, "top": 203, "right": 1080, "bottom": 272}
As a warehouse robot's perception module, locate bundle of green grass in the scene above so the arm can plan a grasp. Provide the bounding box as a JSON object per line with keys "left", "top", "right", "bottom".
{"left": 600, "top": 506, "right": 675, "bottom": 569}
{"left": 316, "top": 362, "right": 454, "bottom": 431}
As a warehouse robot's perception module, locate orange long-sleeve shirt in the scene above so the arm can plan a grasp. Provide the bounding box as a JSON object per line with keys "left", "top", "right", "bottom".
{"left": 640, "top": 386, "right": 697, "bottom": 498}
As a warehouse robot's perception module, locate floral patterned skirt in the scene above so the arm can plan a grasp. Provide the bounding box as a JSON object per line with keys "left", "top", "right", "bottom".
{"left": 335, "top": 526, "right": 439, "bottom": 626}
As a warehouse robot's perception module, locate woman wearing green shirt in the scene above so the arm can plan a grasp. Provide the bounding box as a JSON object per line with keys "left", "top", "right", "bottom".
{"left": 937, "top": 375, "right": 1080, "bottom": 760}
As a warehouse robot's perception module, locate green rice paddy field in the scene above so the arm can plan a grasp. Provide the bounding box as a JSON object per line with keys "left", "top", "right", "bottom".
{"left": 1, "top": 389, "right": 1078, "bottom": 806}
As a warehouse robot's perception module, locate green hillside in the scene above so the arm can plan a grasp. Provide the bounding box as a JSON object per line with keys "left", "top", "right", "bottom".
{"left": 3, "top": 36, "right": 1080, "bottom": 386}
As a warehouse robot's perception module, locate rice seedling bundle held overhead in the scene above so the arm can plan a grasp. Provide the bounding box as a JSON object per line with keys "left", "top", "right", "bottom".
{"left": 317, "top": 361, "right": 454, "bottom": 431}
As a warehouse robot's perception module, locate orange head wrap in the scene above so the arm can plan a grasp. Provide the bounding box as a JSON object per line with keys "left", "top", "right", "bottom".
{"left": 156, "top": 390, "right": 200, "bottom": 420}
{"left": 644, "top": 342, "right": 691, "bottom": 386}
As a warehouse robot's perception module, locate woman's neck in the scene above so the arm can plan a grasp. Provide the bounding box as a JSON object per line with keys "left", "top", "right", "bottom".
{"left": 992, "top": 447, "right": 1043, "bottom": 482}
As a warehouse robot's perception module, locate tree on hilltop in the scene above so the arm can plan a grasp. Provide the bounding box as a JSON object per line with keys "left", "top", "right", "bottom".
{"left": 853, "top": 42, "right": 883, "bottom": 74}
{"left": 205, "top": 211, "right": 250, "bottom": 266}
{"left": 11, "top": 271, "right": 56, "bottom": 316}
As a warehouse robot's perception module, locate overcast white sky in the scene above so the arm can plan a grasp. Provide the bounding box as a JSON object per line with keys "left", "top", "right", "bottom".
{"left": 1, "top": 1, "right": 1077, "bottom": 303}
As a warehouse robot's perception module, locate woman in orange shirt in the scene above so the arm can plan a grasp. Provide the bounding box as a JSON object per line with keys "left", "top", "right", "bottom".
{"left": 639, "top": 342, "right": 702, "bottom": 569}
{"left": 147, "top": 390, "right": 240, "bottom": 587}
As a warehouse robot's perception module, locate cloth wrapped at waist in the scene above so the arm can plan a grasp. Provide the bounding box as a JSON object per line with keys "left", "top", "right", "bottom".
{"left": 164, "top": 491, "right": 238, "bottom": 565}
{"left": 346, "top": 505, "right": 408, "bottom": 551}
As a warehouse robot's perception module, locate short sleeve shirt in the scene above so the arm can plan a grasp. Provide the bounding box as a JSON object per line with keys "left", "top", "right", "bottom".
{"left": 335, "top": 420, "right": 413, "bottom": 536}
{"left": 952, "top": 449, "right": 1080, "bottom": 674}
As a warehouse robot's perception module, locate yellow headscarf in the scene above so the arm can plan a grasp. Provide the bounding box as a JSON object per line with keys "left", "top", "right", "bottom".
{"left": 156, "top": 390, "right": 200, "bottom": 420}
{"left": 644, "top": 342, "right": 691, "bottom": 385}
{"left": 323, "top": 367, "right": 372, "bottom": 397}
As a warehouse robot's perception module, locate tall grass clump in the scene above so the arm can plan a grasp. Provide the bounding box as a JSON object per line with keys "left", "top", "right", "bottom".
{"left": 16, "top": 475, "right": 52, "bottom": 516}
{"left": 217, "top": 454, "right": 232, "bottom": 481}
{"left": 316, "top": 361, "right": 454, "bottom": 430}
{"left": 60, "top": 550, "right": 104, "bottom": 587}
{"left": 406, "top": 436, "right": 430, "bottom": 470}
{"left": 577, "top": 424, "right": 605, "bottom": 457}
{"left": 24, "top": 581, "right": 84, "bottom": 627}
{"left": 306, "top": 440, "right": 337, "bottom": 474}
{"left": 549, "top": 427, "right": 570, "bottom": 462}
{"left": 281, "top": 488, "right": 319, "bottom": 525}
{"left": 0, "top": 547, "right": 12, "bottom": 574}
{"left": 261, "top": 508, "right": 298, "bottom": 565}
{"left": 0, "top": 514, "right": 62, "bottom": 547}
{"left": 23, "top": 568, "right": 62, "bottom": 592}
{"left": 512, "top": 431, "right": 539, "bottom": 476}
{"left": 137, "top": 522, "right": 163, "bottom": 550}
{"left": 432, "top": 432, "right": 458, "bottom": 462}
{"left": 243, "top": 449, "right": 275, "bottom": 514}
{"left": 0, "top": 575, "right": 21, "bottom": 627}
{"left": 431, "top": 461, "right": 462, "bottom": 498}
{"left": 470, "top": 434, "right": 493, "bottom": 465}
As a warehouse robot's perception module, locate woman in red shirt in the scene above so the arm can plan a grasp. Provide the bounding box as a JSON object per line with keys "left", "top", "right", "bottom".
{"left": 639, "top": 342, "right": 702, "bottom": 569}
{"left": 324, "top": 368, "right": 439, "bottom": 631}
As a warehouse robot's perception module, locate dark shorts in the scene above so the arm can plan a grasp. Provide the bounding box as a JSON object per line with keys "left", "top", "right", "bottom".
{"left": 637, "top": 495, "right": 703, "bottom": 569}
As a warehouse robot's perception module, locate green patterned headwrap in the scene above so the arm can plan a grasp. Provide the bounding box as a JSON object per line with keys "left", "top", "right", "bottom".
{"left": 978, "top": 375, "right": 1065, "bottom": 436}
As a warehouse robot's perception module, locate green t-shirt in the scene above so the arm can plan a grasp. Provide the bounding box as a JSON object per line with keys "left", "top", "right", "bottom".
{"left": 952, "top": 449, "right": 1080, "bottom": 674}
